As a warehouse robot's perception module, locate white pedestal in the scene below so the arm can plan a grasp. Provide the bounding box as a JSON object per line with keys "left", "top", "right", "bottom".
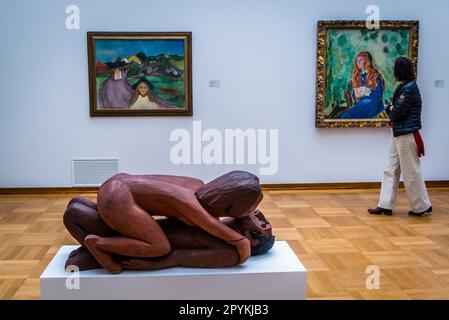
{"left": 40, "top": 241, "right": 307, "bottom": 300}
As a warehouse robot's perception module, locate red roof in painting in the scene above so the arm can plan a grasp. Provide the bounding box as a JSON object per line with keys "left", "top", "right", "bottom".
{"left": 96, "top": 61, "right": 109, "bottom": 74}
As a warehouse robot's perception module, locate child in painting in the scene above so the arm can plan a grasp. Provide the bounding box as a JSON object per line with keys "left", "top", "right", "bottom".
{"left": 338, "top": 51, "right": 385, "bottom": 119}
{"left": 129, "top": 77, "right": 160, "bottom": 110}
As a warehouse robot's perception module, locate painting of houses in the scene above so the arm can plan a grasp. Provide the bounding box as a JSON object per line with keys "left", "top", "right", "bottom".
{"left": 87, "top": 32, "right": 192, "bottom": 116}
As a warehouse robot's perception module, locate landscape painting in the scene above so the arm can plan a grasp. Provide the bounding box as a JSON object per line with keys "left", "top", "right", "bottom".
{"left": 315, "top": 21, "right": 419, "bottom": 128}
{"left": 88, "top": 32, "right": 192, "bottom": 116}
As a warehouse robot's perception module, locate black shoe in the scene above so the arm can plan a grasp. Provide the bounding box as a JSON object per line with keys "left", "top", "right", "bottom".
{"left": 408, "top": 206, "right": 432, "bottom": 217}
{"left": 368, "top": 207, "right": 393, "bottom": 216}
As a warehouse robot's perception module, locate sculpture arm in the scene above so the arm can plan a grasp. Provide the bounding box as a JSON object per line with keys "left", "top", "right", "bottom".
{"left": 176, "top": 193, "right": 251, "bottom": 264}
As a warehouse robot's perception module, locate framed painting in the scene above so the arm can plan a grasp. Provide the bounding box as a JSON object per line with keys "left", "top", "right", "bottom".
{"left": 315, "top": 21, "right": 419, "bottom": 128}
{"left": 87, "top": 32, "right": 192, "bottom": 116}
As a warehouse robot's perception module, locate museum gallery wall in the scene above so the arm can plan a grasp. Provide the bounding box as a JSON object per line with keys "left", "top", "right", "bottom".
{"left": 1, "top": 0, "right": 448, "bottom": 187}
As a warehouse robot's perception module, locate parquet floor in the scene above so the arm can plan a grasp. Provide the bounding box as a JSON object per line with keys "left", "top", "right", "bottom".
{"left": 1, "top": 188, "right": 449, "bottom": 300}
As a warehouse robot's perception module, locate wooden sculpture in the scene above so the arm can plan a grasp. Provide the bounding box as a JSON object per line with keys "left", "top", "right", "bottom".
{"left": 63, "top": 171, "right": 275, "bottom": 273}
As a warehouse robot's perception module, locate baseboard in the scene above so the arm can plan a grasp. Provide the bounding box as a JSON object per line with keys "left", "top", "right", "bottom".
{"left": 1, "top": 180, "right": 448, "bottom": 194}
{"left": 261, "top": 180, "right": 449, "bottom": 190}
{"left": 0, "top": 187, "right": 99, "bottom": 194}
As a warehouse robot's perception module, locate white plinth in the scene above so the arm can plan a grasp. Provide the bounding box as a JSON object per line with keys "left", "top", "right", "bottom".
{"left": 40, "top": 241, "right": 307, "bottom": 300}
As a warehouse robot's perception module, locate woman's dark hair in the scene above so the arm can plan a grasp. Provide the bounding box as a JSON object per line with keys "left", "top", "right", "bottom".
{"left": 195, "top": 171, "right": 262, "bottom": 218}
{"left": 394, "top": 57, "right": 416, "bottom": 82}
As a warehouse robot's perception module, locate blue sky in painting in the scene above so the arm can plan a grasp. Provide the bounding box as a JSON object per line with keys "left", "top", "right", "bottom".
{"left": 95, "top": 39, "right": 184, "bottom": 62}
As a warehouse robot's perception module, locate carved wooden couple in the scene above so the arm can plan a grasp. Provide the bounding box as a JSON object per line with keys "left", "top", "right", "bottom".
{"left": 63, "top": 171, "right": 275, "bottom": 273}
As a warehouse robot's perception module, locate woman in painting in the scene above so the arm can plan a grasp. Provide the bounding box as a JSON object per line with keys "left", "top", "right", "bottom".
{"left": 129, "top": 76, "right": 177, "bottom": 109}
{"left": 338, "top": 51, "right": 386, "bottom": 119}
{"left": 100, "top": 58, "right": 134, "bottom": 109}
{"left": 129, "top": 77, "right": 160, "bottom": 110}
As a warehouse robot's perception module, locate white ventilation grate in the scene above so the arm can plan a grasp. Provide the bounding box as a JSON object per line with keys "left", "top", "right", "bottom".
{"left": 72, "top": 158, "right": 119, "bottom": 186}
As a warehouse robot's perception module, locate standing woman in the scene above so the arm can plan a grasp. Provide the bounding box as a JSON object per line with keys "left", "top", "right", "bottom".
{"left": 368, "top": 57, "right": 432, "bottom": 217}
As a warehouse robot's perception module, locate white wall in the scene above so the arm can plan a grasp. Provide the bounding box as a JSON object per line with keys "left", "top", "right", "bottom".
{"left": 1, "top": 0, "right": 448, "bottom": 187}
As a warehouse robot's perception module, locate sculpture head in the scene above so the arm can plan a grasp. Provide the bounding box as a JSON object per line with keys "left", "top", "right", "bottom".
{"left": 195, "top": 171, "right": 263, "bottom": 218}
{"left": 225, "top": 209, "right": 275, "bottom": 256}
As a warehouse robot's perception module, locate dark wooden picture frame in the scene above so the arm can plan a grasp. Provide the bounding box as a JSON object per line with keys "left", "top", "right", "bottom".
{"left": 88, "top": 32, "right": 192, "bottom": 117}
{"left": 315, "top": 21, "right": 419, "bottom": 128}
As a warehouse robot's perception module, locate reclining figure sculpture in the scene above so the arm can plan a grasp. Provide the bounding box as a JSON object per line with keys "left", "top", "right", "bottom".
{"left": 63, "top": 171, "right": 275, "bottom": 273}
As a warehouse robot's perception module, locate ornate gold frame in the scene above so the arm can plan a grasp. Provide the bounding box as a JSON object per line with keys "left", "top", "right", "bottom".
{"left": 315, "top": 20, "right": 419, "bottom": 128}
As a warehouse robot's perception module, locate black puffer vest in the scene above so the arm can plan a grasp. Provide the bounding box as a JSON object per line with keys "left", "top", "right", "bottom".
{"left": 386, "top": 80, "right": 422, "bottom": 137}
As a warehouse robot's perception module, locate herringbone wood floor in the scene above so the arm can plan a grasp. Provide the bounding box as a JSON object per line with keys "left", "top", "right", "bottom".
{"left": 1, "top": 188, "right": 449, "bottom": 300}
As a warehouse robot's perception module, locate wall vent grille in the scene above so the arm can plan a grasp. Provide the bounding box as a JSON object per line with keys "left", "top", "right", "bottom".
{"left": 72, "top": 158, "right": 118, "bottom": 186}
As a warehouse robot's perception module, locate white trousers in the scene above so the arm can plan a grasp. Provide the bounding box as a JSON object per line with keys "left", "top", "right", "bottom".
{"left": 378, "top": 133, "right": 431, "bottom": 212}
